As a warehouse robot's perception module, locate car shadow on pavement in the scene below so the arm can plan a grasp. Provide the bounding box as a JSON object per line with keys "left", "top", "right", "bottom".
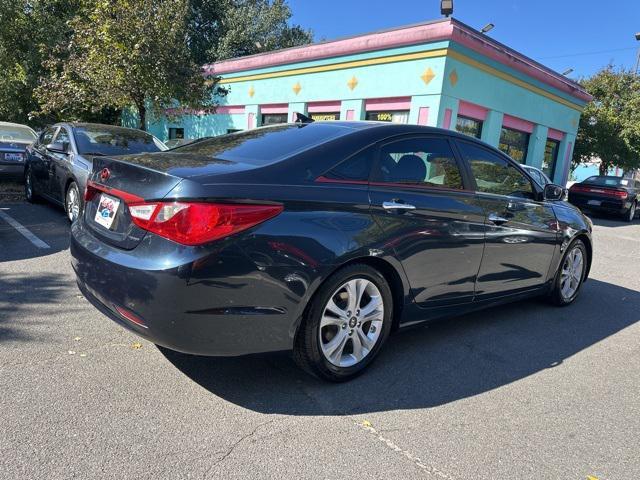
{"left": 587, "top": 214, "right": 637, "bottom": 228}
{"left": 0, "top": 273, "right": 70, "bottom": 343}
{"left": 0, "top": 201, "right": 70, "bottom": 262}
{"left": 160, "top": 278, "right": 639, "bottom": 415}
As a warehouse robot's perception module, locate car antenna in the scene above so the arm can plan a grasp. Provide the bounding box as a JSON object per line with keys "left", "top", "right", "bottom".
{"left": 294, "top": 112, "right": 314, "bottom": 124}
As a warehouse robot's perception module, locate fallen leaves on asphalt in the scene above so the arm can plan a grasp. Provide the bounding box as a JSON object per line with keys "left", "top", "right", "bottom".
{"left": 131, "top": 342, "right": 142, "bottom": 350}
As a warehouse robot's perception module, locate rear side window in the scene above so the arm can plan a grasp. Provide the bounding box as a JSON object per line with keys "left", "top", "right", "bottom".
{"left": 373, "top": 137, "right": 463, "bottom": 189}
{"left": 457, "top": 141, "right": 533, "bottom": 198}
{"left": 176, "top": 124, "right": 350, "bottom": 164}
{"left": 324, "top": 148, "right": 373, "bottom": 182}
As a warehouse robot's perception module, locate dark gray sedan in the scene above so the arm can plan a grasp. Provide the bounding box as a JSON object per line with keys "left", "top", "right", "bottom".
{"left": 25, "top": 123, "right": 167, "bottom": 222}
{"left": 0, "top": 122, "right": 38, "bottom": 179}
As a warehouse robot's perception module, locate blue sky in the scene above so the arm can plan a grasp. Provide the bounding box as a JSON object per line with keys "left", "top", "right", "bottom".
{"left": 288, "top": 0, "right": 640, "bottom": 79}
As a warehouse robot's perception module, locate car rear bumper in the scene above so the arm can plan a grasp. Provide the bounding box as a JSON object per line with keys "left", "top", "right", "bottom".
{"left": 70, "top": 219, "right": 305, "bottom": 356}
{"left": 0, "top": 163, "right": 25, "bottom": 177}
{"left": 568, "top": 195, "right": 630, "bottom": 215}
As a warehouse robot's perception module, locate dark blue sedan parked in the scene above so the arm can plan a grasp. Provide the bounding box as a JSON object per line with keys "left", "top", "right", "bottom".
{"left": 71, "top": 122, "right": 593, "bottom": 381}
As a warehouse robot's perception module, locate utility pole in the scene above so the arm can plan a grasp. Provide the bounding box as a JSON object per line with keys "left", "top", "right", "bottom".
{"left": 635, "top": 32, "right": 640, "bottom": 74}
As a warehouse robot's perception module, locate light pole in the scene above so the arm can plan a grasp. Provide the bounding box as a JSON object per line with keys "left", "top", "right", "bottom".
{"left": 635, "top": 32, "right": 640, "bottom": 74}
{"left": 481, "top": 23, "right": 494, "bottom": 34}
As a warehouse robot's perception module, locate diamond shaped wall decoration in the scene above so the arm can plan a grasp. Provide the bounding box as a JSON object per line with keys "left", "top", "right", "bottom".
{"left": 248, "top": 85, "right": 255, "bottom": 98}
{"left": 449, "top": 69, "right": 459, "bottom": 87}
{"left": 292, "top": 82, "right": 302, "bottom": 95}
{"left": 421, "top": 67, "right": 436, "bottom": 85}
{"left": 347, "top": 76, "right": 358, "bottom": 91}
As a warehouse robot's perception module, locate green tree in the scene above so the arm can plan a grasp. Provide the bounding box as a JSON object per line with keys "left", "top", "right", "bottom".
{"left": 36, "top": 0, "right": 217, "bottom": 130}
{"left": 0, "top": 0, "right": 80, "bottom": 126}
{"left": 573, "top": 66, "right": 640, "bottom": 175}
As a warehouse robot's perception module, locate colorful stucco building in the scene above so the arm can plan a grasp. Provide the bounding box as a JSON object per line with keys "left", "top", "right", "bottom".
{"left": 149, "top": 18, "right": 591, "bottom": 185}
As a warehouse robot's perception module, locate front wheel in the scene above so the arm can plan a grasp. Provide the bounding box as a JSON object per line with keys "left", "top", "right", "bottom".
{"left": 24, "top": 166, "right": 38, "bottom": 203}
{"left": 548, "top": 239, "right": 587, "bottom": 306}
{"left": 65, "top": 181, "right": 82, "bottom": 223}
{"left": 294, "top": 264, "right": 393, "bottom": 382}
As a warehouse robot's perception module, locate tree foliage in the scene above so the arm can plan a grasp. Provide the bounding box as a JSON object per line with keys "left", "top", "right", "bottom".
{"left": 0, "top": 0, "right": 312, "bottom": 129}
{"left": 573, "top": 66, "right": 640, "bottom": 175}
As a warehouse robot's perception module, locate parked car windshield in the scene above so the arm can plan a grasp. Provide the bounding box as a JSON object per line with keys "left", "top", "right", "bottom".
{"left": 73, "top": 125, "right": 167, "bottom": 156}
{"left": 173, "top": 124, "right": 351, "bottom": 164}
{"left": 0, "top": 124, "right": 37, "bottom": 143}
{"left": 583, "top": 176, "right": 629, "bottom": 187}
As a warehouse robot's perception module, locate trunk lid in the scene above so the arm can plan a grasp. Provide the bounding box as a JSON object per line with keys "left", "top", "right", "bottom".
{"left": 84, "top": 157, "right": 183, "bottom": 249}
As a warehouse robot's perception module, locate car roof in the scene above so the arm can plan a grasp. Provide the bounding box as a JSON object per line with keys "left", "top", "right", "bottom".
{"left": 0, "top": 121, "right": 37, "bottom": 134}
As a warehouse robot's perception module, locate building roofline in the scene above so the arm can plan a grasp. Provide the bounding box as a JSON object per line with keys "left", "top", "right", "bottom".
{"left": 204, "top": 17, "right": 591, "bottom": 103}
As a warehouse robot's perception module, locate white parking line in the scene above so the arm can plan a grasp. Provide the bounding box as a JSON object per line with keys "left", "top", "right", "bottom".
{"left": 0, "top": 209, "right": 50, "bottom": 249}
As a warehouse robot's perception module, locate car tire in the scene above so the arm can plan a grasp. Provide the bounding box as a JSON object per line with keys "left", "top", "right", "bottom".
{"left": 293, "top": 263, "right": 393, "bottom": 382}
{"left": 623, "top": 202, "right": 636, "bottom": 223}
{"left": 24, "top": 166, "right": 39, "bottom": 203}
{"left": 65, "top": 181, "right": 82, "bottom": 223}
{"left": 548, "top": 239, "right": 587, "bottom": 306}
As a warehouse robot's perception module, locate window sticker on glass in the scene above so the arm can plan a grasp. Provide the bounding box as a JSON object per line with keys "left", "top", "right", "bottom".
{"left": 94, "top": 194, "right": 121, "bottom": 229}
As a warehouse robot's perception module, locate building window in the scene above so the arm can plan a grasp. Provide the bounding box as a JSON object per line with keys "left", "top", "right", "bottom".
{"left": 365, "top": 111, "right": 409, "bottom": 124}
{"left": 169, "top": 127, "right": 184, "bottom": 140}
{"left": 261, "top": 113, "right": 288, "bottom": 125}
{"left": 310, "top": 112, "right": 339, "bottom": 121}
{"left": 455, "top": 116, "right": 482, "bottom": 138}
{"left": 499, "top": 127, "right": 530, "bottom": 163}
{"left": 543, "top": 139, "right": 560, "bottom": 179}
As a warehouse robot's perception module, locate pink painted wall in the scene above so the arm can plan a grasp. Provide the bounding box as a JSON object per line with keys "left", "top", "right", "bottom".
{"left": 364, "top": 97, "right": 411, "bottom": 111}
{"left": 345, "top": 110, "right": 355, "bottom": 121}
{"left": 247, "top": 113, "right": 255, "bottom": 129}
{"left": 417, "top": 107, "right": 429, "bottom": 126}
{"left": 307, "top": 100, "right": 341, "bottom": 113}
{"left": 442, "top": 108, "right": 453, "bottom": 129}
{"left": 547, "top": 128, "right": 565, "bottom": 141}
{"left": 457, "top": 101, "right": 488, "bottom": 121}
{"left": 502, "top": 114, "right": 534, "bottom": 133}
{"left": 260, "top": 104, "right": 288, "bottom": 114}
{"left": 215, "top": 105, "right": 246, "bottom": 114}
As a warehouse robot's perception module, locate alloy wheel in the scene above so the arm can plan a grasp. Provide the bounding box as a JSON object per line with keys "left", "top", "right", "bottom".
{"left": 319, "top": 278, "right": 384, "bottom": 368}
{"left": 628, "top": 203, "right": 636, "bottom": 222}
{"left": 560, "top": 246, "right": 584, "bottom": 300}
{"left": 25, "top": 170, "right": 33, "bottom": 200}
{"left": 66, "top": 184, "right": 80, "bottom": 222}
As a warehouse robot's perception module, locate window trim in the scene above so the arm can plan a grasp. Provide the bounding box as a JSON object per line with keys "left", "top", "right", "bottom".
{"left": 452, "top": 137, "right": 543, "bottom": 201}
{"left": 370, "top": 134, "right": 473, "bottom": 192}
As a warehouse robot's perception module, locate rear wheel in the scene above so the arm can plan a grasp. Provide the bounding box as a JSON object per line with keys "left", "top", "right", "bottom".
{"left": 623, "top": 202, "right": 636, "bottom": 222}
{"left": 294, "top": 264, "right": 393, "bottom": 382}
{"left": 65, "top": 181, "right": 81, "bottom": 223}
{"left": 548, "top": 239, "right": 587, "bottom": 306}
{"left": 24, "top": 166, "right": 38, "bottom": 203}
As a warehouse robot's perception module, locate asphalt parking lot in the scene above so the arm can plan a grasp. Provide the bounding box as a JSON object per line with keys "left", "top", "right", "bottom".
{"left": 1, "top": 199, "right": 639, "bottom": 480}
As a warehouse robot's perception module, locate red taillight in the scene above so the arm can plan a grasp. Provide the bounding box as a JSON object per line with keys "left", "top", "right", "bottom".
{"left": 128, "top": 201, "right": 283, "bottom": 245}
{"left": 570, "top": 185, "right": 627, "bottom": 198}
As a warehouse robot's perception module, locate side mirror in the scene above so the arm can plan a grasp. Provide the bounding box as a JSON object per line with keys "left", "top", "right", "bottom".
{"left": 46, "top": 142, "right": 69, "bottom": 154}
{"left": 544, "top": 183, "right": 564, "bottom": 201}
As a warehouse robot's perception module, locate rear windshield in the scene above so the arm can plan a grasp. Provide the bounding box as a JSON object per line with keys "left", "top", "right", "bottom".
{"left": 73, "top": 125, "right": 166, "bottom": 156}
{"left": 173, "top": 124, "right": 350, "bottom": 164}
{"left": 584, "top": 176, "right": 629, "bottom": 187}
{"left": 0, "top": 125, "right": 37, "bottom": 143}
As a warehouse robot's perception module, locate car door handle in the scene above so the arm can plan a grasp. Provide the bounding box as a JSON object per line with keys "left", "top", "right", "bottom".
{"left": 383, "top": 201, "right": 416, "bottom": 210}
{"left": 488, "top": 213, "right": 509, "bottom": 225}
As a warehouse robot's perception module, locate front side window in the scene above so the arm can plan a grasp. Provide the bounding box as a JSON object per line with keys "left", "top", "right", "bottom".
{"left": 39, "top": 127, "right": 57, "bottom": 147}
{"left": 499, "top": 127, "right": 530, "bottom": 163}
{"left": 458, "top": 141, "right": 533, "bottom": 198}
{"left": 374, "top": 137, "right": 463, "bottom": 189}
{"left": 55, "top": 128, "right": 70, "bottom": 145}
{"left": 456, "top": 116, "right": 483, "bottom": 139}
{"left": 543, "top": 139, "right": 560, "bottom": 179}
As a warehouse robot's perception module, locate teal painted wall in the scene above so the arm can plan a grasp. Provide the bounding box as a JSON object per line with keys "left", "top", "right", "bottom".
{"left": 149, "top": 37, "right": 587, "bottom": 184}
